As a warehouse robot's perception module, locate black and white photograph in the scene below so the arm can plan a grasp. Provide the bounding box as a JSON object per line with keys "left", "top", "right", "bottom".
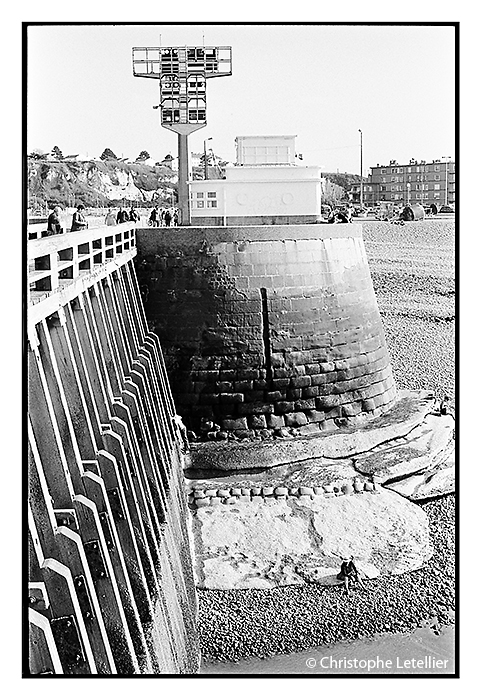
{"left": 23, "top": 20, "right": 458, "bottom": 679}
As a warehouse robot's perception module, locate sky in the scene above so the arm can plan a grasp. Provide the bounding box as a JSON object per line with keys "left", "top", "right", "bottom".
{"left": 26, "top": 23, "right": 456, "bottom": 175}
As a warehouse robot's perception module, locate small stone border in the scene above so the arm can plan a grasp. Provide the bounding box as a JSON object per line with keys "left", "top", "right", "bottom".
{"left": 188, "top": 479, "right": 378, "bottom": 509}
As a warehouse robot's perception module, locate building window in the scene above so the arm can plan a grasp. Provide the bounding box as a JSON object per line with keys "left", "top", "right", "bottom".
{"left": 196, "top": 192, "right": 204, "bottom": 199}
{"left": 433, "top": 192, "right": 440, "bottom": 199}
{"left": 434, "top": 175, "right": 441, "bottom": 181}
{"left": 207, "top": 192, "right": 217, "bottom": 198}
{"left": 434, "top": 184, "right": 441, "bottom": 190}
{"left": 381, "top": 169, "right": 387, "bottom": 174}
{"left": 197, "top": 200, "right": 205, "bottom": 208}
{"left": 381, "top": 177, "right": 386, "bottom": 183}
{"left": 434, "top": 165, "right": 440, "bottom": 171}
{"left": 207, "top": 200, "right": 217, "bottom": 208}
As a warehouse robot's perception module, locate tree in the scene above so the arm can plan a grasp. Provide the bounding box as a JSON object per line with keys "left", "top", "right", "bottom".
{"left": 28, "top": 149, "right": 47, "bottom": 160}
{"left": 135, "top": 150, "right": 151, "bottom": 162}
{"left": 100, "top": 148, "right": 118, "bottom": 161}
{"left": 51, "top": 145, "right": 63, "bottom": 160}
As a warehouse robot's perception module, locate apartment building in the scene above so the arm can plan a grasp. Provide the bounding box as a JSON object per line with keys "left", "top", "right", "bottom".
{"left": 363, "top": 158, "right": 455, "bottom": 208}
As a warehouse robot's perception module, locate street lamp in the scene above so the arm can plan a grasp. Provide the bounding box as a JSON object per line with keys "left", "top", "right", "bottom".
{"left": 441, "top": 156, "right": 451, "bottom": 206}
{"left": 358, "top": 129, "right": 363, "bottom": 209}
{"left": 204, "top": 137, "right": 213, "bottom": 180}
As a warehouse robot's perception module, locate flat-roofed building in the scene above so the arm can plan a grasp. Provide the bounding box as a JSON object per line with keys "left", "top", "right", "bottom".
{"left": 188, "top": 135, "right": 323, "bottom": 225}
{"left": 364, "top": 158, "right": 455, "bottom": 209}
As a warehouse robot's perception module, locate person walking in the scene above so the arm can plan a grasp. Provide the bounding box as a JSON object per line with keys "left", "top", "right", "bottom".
{"left": 149, "top": 207, "right": 159, "bottom": 227}
{"left": 71, "top": 204, "right": 88, "bottom": 232}
{"left": 105, "top": 208, "right": 116, "bottom": 226}
{"left": 47, "top": 206, "right": 62, "bottom": 235}
{"left": 129, "top": 206, "right": 139, "bottom": 222}
{"left": 117, "top": 206, "right": 129, "bottom": 224}
{"left": 164, "top": 209, "right": 172, "bottom": 227}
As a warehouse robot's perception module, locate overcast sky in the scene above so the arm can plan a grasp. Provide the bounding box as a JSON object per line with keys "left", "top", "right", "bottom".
{"left": 26, "top": 23, "right": 455, "bottom": 174}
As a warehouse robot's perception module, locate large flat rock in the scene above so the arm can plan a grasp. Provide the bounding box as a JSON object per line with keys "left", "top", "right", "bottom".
{"left": 192, "top": 488, "right": 433, "bottom": 590}
{"left": 385, "top": 445, "right": 455, "bottom": 501}
{"left": 188, "top": 390, "right": 435, "bottom": 472}
{"left": 354, "top": 414, "right": 454, "bottom": 483}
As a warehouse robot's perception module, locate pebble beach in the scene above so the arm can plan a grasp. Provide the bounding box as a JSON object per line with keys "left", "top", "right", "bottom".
{"left": 197, "top": 218, "right": 456, "bottom": 666}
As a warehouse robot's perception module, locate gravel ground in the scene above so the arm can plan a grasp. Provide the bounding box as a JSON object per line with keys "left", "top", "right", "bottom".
{"left": 197, "top": 219, "right": 456, "bottom": 663}
{"left": 363, "top": 219, "right": 455, "bottom": 410}
{"left": 198, "top": 496, "right": 455, "bottom": 662}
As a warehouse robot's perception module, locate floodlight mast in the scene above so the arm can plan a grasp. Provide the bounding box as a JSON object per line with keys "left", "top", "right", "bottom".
{"left": 132, "top": 45, "right": 232, "bottom": 225}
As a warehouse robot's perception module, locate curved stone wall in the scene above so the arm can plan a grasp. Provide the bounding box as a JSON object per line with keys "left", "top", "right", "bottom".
{"left": 136, "top": 225, "right": 397, "bottom": 434}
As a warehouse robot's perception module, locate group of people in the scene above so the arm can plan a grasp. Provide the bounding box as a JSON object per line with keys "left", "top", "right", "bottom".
{"left": 46, "top": 203, "right": 140, "bottom": 235}
{"left": 148, "top": 207, "right": 179, "bottom": 227}
{"left": 105, "top": 206, "right": 140, "bottom": 226}
{"left": 46, "top": 203, "right": 89, "bottom": 235}
{"left": 43, "top": 203, "right": 179, "bottom": 234}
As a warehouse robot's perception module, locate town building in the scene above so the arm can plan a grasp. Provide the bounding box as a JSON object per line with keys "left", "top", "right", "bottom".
{"left": 362, "top": 158, "right": 455, "bottom": 209}
{"left": 188, "top": 135, "right": 323, "bottom": 225}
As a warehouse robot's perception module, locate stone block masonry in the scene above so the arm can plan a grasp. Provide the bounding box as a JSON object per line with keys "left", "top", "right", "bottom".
{"left": 136, "top": 225, "right": 396, "bottom": 434}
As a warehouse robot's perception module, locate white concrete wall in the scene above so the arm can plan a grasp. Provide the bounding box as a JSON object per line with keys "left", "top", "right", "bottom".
{"left": 189, "top": 165, "right": 322, "bottom": 219}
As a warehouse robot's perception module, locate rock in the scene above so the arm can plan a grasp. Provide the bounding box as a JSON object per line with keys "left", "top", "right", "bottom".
{"left": 192, "top": 487, "right": 433, "bottom": 589}
{"left": 299, "top": 486, "right": 314, "bottom": 496}
{"left": 354, "top": 414, "right": 454, "bottom": 483}
{"left": 385, "top": 448, "right": 455, "bottom": 500}
{"left": 195, "top": 498, "right": 210, "bottom": 507}
{"left": 285, "top": 412, "right": 309, "bottom": 427}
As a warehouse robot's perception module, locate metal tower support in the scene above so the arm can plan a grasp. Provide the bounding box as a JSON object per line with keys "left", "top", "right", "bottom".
{"left": 132, "top": 45, "right": 232, "bottom": 225}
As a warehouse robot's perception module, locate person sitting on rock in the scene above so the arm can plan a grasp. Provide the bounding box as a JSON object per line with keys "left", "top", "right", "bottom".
{"left": 337, "top": 556, "right": 365, "bottom": 595}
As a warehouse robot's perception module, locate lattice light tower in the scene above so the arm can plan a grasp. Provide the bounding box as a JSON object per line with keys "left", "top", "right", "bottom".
{"left": 132, "top": 45, "right": 232, "bottom": 225}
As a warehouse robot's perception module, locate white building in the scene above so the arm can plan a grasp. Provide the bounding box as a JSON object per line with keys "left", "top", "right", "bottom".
{"left": 188, "top": 135, "right": 323, "bottom": 225}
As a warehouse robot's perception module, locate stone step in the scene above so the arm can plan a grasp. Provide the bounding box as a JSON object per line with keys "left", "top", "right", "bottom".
{"left": 188, "top": 390, "right": 436, "bottom": 472}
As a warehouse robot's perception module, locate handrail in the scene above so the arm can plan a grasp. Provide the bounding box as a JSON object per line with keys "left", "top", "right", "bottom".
{"left": 27, "top": 222, "right": 137, "bottom": 308}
